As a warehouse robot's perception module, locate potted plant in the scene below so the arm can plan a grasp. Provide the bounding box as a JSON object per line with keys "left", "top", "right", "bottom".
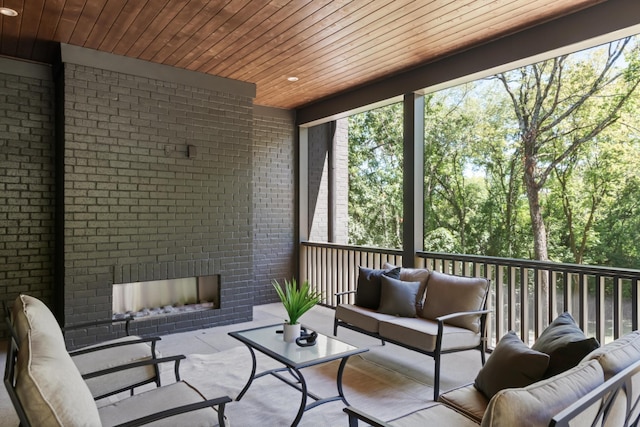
{"left": 272, "top": 278, "right": 322, "bottom": 342}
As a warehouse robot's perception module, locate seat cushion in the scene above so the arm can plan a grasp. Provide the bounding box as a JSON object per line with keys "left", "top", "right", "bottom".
{"left": 421, "top": 271, "right": 489, "bottom": 333}
{"left": 14, "top": 295, "right": 101, "bottom": 427}
{"left": 438, "top": 384, "right": 488, "bottom": 423}
{"left": 98, "top": 381, "right": 219, "bottom": 427}
{"left": 378, "top": 316, "right": 480, "bottom": 352}
{"left": 354, "top": 266, "right": 401, "bottom": 309}
{"left": 531, "top": 312, "right": 599, "bottom": 377}
{"left": 335, "top": 303, "right": 398, "bottom": 333}
{"left": 474, "top": 331, "right": 549, "bottom": 399}
{"left": 388, "top": 403, "right": 479, "bottom": 427}
{"left": 480, "top": 360, "right": 604, "bottom": 427}
{"left": 72, "top": 335, "right": 156, "bottom": 398}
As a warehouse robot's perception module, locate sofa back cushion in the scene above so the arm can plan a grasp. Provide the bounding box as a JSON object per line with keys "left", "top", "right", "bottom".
{"left": 582, "top": 330, "right": 640, "bottom": 379}
{"left": 480, "top": 360, "right": 604, "bottom": 427}
{"left": 421, "top": 271, "right": 489, "bottom": 333}
{"left": 13, "top": 295, "right": 102, "bottom": 426}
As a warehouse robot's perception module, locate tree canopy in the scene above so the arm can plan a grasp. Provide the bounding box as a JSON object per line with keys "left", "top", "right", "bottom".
{"left": 347, "top": 35, "right": 640, "bottom": 269}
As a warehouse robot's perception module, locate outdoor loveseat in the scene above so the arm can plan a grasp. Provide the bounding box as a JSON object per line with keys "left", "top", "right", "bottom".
{"left": 334, "top": 264, "right": 490, "bottom": 400}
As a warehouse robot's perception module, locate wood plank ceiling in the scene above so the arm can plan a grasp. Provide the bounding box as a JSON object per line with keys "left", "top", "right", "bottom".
{"left": 0, "top": 0, "right": 603, "bottom": 109}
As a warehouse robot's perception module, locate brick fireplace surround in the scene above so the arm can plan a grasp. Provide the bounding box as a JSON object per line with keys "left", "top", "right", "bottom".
{"left": 0, "top": 45, "right": 297, "bottom": 348}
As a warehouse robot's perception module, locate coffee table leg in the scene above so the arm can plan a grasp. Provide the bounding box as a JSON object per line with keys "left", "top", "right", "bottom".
{"left": 236, "top": 344, "right": 257, "bottom": 401}
{"left": 336, "top": 355, "right": 351, "bottom": 405}
{"left": 291, "top": 367, "right": 307, "bottom": 427}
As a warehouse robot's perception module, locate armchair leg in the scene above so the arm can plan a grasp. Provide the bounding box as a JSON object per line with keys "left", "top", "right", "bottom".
{"left": 433, "top": 351, "right": 441, "bottom": 401}
{"left": 333, "top": 319, "right": 338, "bottom": 336}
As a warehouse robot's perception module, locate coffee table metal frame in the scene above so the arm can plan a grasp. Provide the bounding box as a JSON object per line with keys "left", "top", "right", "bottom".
{"left": 228, "top": 323, "right": 368, "bottom": 426}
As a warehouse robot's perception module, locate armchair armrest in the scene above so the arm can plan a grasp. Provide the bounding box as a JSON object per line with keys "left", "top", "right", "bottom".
{"left": 436, "top": 309, "right": 491, "bottom": 324}
{"left": 335, "top": 290, "right": 356, "bottom": 305}
{"left": 343, "top": 406, "right": 391, "bottom": 427}
{"left": 82, "top": 354, "right": 187, "bottom": 383}
{"left": 64, "top": 314, "right": 136, "bottom": 336}
{"left": 69, "top": 336, "right": 161, "bottom": 356}
{"left": 114, "top": 395, "right": 233, "bottom": 427}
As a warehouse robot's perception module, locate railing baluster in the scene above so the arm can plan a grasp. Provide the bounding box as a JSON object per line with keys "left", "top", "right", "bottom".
{"left": 300, "top": 242, "right": 640, "bottom": 348}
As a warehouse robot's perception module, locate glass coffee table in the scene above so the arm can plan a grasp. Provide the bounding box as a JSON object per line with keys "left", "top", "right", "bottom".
{"left": 228, "top": 324, "right": 368, "bottom": 426}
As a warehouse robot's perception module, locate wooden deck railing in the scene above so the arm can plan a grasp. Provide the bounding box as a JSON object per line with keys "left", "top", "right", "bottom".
{"left": 300, "top": 241, "right": 640, "bottom": 347}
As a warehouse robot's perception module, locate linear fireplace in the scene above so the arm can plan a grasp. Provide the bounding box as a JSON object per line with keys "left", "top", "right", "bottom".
{"left": 112, "top": 275, "right": 220, "bottom": 320}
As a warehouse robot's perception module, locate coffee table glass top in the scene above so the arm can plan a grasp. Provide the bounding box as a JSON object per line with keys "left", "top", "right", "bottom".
{"left": 229, "top": 324, "right": 366, "bottom": 368}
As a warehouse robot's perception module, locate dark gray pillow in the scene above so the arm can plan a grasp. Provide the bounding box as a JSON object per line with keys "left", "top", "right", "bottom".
{"left": 354, "top": 267, "right": 401, "bottom": 309}
{"left": 532, "top": 312, "right": 600, "bottom": 377}
{"left": 377, "top": 276, "right": 420, "bottom": 317}
{"left": 474, "top": 331, "right": 550, "bottom": 399}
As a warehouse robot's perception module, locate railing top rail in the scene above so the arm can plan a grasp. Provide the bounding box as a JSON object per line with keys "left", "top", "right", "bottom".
{"left": 417, "top": 251, "right": 640, "bottom": 279}
{"left": 301, "top": 241, "right": 403, "bottom": 256}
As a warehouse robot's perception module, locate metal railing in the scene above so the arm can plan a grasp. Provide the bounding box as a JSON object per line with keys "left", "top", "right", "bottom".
{"left": 300, "top": 241, "right": 640, "bottom": 347}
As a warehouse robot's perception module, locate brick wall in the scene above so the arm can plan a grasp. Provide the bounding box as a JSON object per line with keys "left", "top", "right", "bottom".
{"left": 0, "top": 52, "right": 297, "bottom": 344}
{"left": 61, "top": 62, "right": 256, "bottom": 346}
{"left": 252, "top": 106, "right": 296, "bottom": 304}
{"left": 0, "top": 61, "right": 56, "bottom": 317}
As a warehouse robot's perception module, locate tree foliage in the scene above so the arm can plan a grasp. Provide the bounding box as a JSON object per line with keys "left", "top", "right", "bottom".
{"left": 346, "top": 35, "right": 640, "bottom": 269}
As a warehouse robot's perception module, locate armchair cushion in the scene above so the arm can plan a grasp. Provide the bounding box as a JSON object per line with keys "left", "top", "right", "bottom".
{"left": 72, "top": 335, "right": 156, "bottom": 399}
{"left": 474, "top": 331, "right": 550, "bottom": 399}
{"left": 421, "top": 271, "right": 489, "bottom": 333}
{"left": 378, "top": 276, "right": 421, "bottom": 317}
{"left": 532, "top": 312, "right": 599, "bottom": 377}
{"left": 355, "top": 266, "right": 401, "bottom": 309}
{"left": 98, "top": 381, "right": 220, "bottom": 426}
{"left": 13, "top": 295, "right": 101, "bottom": 426}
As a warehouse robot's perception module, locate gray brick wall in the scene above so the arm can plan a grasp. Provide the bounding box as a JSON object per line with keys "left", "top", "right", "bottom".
{"left": 0, "top": 67, "right": 56, "bottom": 325}
{"left": 252, "top": 106, "right": 296, "bottom": 305}
{"left": 0, "top": 56, "right": 298, "bottom": 344}
{"left": 62, "top": 64, "right": 255, "bottom": 346}
{"left": 308, "top": 123, "right": 330, "bottom": 241}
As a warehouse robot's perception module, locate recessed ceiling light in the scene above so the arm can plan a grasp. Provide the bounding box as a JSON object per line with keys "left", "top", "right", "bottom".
{"left": 287, "top": 76, "right": 299, "bottom": 82}
{"left": 0, "top": 7, "right": 18, "bottom": 16}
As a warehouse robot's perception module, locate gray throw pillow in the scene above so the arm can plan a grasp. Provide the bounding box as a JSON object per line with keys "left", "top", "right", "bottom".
{"left": 532, "top": 312, "right": 600, "bottom": 377}
{"left": 377, "top": 276, "right": 421, "bottom": 317}
{"left": 354, "top": 266, "right": 401, "bottom": 309}
{"left": 474, "top": 331, "right": 550, "bottom": 399}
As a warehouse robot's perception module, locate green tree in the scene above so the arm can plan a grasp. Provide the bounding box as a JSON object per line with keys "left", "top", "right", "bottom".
{"left": 348, "top": 103, "right": 404, "bottom": 248}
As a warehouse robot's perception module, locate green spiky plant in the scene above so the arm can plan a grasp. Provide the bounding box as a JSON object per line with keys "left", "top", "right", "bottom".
{"left": 272, "top": 278, "right": 322, "bottom": 325}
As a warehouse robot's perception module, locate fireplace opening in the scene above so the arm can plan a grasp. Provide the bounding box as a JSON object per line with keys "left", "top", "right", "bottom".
{"left": 112, "top": 274, "right": 220, "bottom": 320}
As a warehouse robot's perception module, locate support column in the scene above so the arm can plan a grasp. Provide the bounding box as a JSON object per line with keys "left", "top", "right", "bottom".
{"left": 402, "top": 93, "right": 424, "bottom": 267}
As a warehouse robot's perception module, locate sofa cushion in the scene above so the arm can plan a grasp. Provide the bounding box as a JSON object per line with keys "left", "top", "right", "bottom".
{"left": 378, "top": 276, "right": 421, "bottom": 317}
{"left": 355, "top": 266, "right": 401, "bottom": 309}
{"left": 582, "top": 330, "right": 640, "bottom": 379}
{"left": 14, "top": 295, "right": 102, "bottom": 426}
{"left": 480, "top": 360, "right": 604, "bottom": 427}
{"left": 438, "top": 383, "right": 489, "bottom": 423}
{"left": 474, "top": 331, "right": 550, "bottom": 399}
{"left": 378, "top": 316, "right": 480, "bottom": 353}
{"left": 335, "top": 303, "right": 398, "bottom": 333}
{"left": 383, "top": 263, "right": 430, "bottom": 309}
{"left": 421, "top": 271, "right": 489, "bottom": 333}
{"left": 532, "top": 312, "right": 600, "bottom": 377}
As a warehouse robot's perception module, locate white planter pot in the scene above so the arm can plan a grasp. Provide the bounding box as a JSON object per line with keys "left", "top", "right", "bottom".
{"left": 283, "top": 323, "right": 301, "bottom": 343}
